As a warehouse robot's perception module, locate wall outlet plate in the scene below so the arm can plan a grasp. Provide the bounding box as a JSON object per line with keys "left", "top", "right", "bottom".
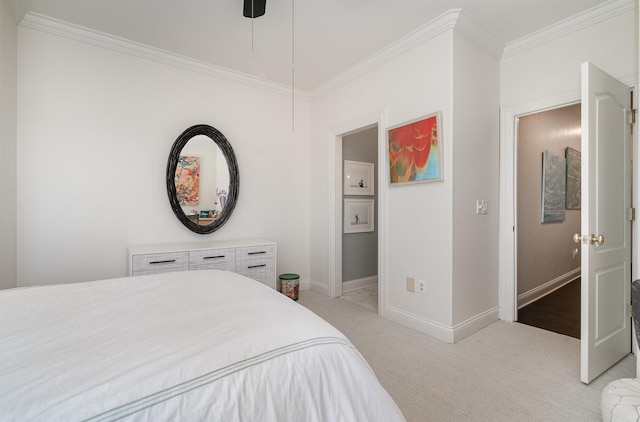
{"left": 406, "top": 276, "right": 415, "bottom": 292}
{"left": 417, "top": 279, "right": 425, "bottom": 294}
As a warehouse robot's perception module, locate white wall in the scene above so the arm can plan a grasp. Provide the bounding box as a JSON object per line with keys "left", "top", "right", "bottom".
{"left": 310, "top": 30, "right": 456, "bottom": 336}
{"left": 311, "top": 22, "right": 501, "bottom": 342}
{"left": 451, "top": 31, "right": 500, "bottom": 332}
{"left": 501, "top": 6, "right": 638, "bottom": 108}
{"left": 499, "top": 3, "right": 638, "bottom": 320}
{"left": 17, "top": 25, "right": 311, "bottom": 287}
{"left": 0, "top": 0, "right": 17, "bottom": 289}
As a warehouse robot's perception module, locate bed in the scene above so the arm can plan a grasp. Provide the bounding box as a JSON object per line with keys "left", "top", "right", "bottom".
{"left": 0, "top": 269, "right": 404, "bottom": 421}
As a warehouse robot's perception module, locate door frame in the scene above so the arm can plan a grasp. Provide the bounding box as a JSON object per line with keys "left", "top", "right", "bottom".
{"left": 329, "top": 110, "right": 388, "bottom": 316}
{"left": 498, "top": 84, "right": 638, "bottom": 323}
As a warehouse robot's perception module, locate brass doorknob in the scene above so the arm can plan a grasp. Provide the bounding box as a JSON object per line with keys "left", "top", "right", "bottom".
{"left": 573, "top": 233, "right": 581, "bottom": 244}
{"left": 590, "top": 234, "right": 605, "bottom": 245}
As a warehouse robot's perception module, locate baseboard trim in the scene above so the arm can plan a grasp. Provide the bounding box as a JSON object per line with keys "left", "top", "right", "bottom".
{"left": 452, "top": 307, "right": 500, "bottom": 343}
{"left": 385, "top": 306, "right": 455, "bottom": 343}
{"left": 342, "top": 276, "right": 378, "bottom": 293}
{"left": 517, "top": 268, "right": 580, "bottom": 309}
{"left": 385, "top": 305, "right": 500, "bottom": 344}
{"left": 309, "top": 279, "right": 330, "bottom": 296}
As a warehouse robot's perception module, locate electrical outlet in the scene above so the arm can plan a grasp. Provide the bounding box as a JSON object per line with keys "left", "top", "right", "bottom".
{"left": 406, "top": 276, "right": 415, "bottom": 293}
{"left": 417, "top": 279, "right": 425, "bottom": 294}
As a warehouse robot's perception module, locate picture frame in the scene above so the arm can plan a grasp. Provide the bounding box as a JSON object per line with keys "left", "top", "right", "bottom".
{"left": 565, "top": 147, "right": 581, "bottom": 210}
{"left": 541, "top": 150, "right": 566, "bottom": 223}
{"left": 388, "top": 111, "right": 443, "bottom": 184}
{"left": 175, "top": 156, "right": 200, "bottom": 205}
{"left": 344, "top": 199, "right": 374, "bottom": 233}
{"left": 344, "top": 160, "right": 374, "bottom": 195}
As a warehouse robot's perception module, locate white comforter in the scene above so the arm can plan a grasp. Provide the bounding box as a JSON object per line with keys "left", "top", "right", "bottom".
{"left": 0, "top": 270, "right": 404, "bottom": 421}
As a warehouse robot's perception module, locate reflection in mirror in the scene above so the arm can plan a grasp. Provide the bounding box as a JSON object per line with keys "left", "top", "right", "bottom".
{"left": 166, "top": 124, "right": 239, "bottom": 235}
{"left": 175, "top": 135, "right": 230, "bottom": 225}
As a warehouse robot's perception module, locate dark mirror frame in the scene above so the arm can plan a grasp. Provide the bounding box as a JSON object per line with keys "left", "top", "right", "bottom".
{"left": 166, "top": 124, "right": 239, "bottom": 234}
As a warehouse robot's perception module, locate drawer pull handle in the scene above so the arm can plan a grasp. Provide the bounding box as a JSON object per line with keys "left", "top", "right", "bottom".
{"left": 203, "top": 255, "right": 225, "bottom": 260}
{"left": 248, "top": 264, "right": 267, "bottom": 269}
{"left": 248, "top": 251, "right": 267, "bottom": 255}
{"left": 149, "top": 259, "right": 176, "bottom": 265}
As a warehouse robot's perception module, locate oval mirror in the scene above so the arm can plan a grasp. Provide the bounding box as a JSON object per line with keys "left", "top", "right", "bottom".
{"left": 166, "top": 124, "right": 239, "bottom": 234}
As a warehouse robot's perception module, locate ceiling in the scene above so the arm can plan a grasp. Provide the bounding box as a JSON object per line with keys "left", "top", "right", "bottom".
{"left": 11, "top": 0, "right": 609, "bottom": 91}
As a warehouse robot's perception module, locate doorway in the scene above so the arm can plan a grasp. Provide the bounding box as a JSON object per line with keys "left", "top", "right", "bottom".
{"left": 515, "top": 103, "right": 582, "bottom": 338}
{"left": 339, "top": 127, "right": 379, "bottom": 312}
{"left": 329, "top": 110, "right": 387, "bottom": 316}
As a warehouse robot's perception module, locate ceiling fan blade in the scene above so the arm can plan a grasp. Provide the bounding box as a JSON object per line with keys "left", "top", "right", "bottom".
{"left": 243, "top": 0, "right": 266, "bottom": 18}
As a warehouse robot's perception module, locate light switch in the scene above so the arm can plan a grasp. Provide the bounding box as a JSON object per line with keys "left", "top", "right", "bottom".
{"left": 476, "top": 200, "right": 488, "bottom": 215}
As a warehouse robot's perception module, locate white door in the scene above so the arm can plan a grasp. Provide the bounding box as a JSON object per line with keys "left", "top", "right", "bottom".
{"left": 580, "top": 62, "right": 632, "bottom": 384}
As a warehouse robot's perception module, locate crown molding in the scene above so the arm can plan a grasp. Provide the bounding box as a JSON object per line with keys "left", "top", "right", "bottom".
{"left": 19, "top": 12, "right": 311, "bottom": 101}
{"left": 503, "top": 0, "right": 637, "bottom": 59}
{"left": 311, "top": 9, "right": 503, "bottom": 100}
{"left": 5, "top": 0, "right": 28, "bottom": 23}
{"left": 455, "top": 11, "right": 504, "bottom": 59}
{"left": 311, "top": 9, "right": 461, "bottom": 100}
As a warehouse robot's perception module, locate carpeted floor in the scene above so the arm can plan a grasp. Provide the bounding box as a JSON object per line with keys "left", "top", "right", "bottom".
{"left": 340, "top": 285, "right": 378, "bottom": 312}
{"left": 298, "top": 289, "right": 635, "bottom": 422}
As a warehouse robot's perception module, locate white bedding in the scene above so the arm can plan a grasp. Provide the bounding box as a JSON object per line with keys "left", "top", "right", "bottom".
{"left": 0, "top": 270, "right": 404, "bottom": 421}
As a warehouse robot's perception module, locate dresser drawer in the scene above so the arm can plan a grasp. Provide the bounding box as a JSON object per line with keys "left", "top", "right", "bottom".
{"left": 189, "top": 248, "right": 236, "bottom": 271}
{"left": 131, "top": 252, "right": 189, "bottom": 276}
{"left": 235, "top": 244, "right": 275, "bottom": 262}
{"left": 235, "top": 258, "right": 276, "bottom": 288}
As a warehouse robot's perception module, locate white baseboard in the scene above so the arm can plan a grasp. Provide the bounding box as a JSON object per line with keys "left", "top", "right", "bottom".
{"left": 385, "top": 305, "right": 500, "bottom": 344}
{"left": 385, "top": 306, "right": 455, "bottom": 343}
{"left": 452, "top": 307, "right": 500, "bottom": 343}
{"left": 309, "top": 279, "right": 330, "bottom": 296}
{"left": 517, "top": 268, "right": 580, "bottom": 309}
{"left": 342, "top": 276, "right": 378, "bottom": 293}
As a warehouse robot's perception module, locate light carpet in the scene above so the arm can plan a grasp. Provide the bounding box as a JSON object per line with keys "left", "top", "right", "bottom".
{"left": 297, "top": 289, "right": 635, "bottom": 422}
{"left": 339, "top": 285, "right": 378, "bottom": 312}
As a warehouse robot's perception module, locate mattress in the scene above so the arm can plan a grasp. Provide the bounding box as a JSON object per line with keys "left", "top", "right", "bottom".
{"left": 0, "top": 269, "right": 404, "bottom": 421}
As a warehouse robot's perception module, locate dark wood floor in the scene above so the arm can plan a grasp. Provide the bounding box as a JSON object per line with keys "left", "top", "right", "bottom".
{"left": 517, "top": 278, "right": 580, "bottom": 339}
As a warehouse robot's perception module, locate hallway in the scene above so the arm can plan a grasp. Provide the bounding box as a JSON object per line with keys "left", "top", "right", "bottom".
{"left": 517, "top": 279, "right": 580, "bottom": 339}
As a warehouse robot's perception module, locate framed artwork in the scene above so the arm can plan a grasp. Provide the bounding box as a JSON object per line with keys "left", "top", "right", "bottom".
{"left": 541, "top": 150, "right": 566, "bottom": 223}
{"left": 565, "top": 147, "right": 581, "bottom": 210}
{"left": 388, "top": 111, "right": 443, "bottom": 184}
{"left": 175, "top": 156, "right": 200, "bottom": 205}
{"left": 344, "top": 160, "right": 374, "bottom": 195}
{"left": 344, "top": 199, "right": 374, "bottom": 233}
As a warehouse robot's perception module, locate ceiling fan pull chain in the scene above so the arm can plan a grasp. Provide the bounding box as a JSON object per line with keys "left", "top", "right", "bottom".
{"left": 291, "top": 0, "right": 295, "bottom": 131}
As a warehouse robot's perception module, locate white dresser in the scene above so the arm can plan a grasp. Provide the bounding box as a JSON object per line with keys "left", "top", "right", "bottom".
{"left": 128, "top": 239, "right": 277, "bottom": 289}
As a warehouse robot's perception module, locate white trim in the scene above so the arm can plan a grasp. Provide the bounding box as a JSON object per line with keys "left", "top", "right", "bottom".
{"left": 5, "top": 0, "right": 27, "bottom": 22}
{"left": 498, "top": 94, "right": 580, "bottom": 323}
{"left": 385, "top": 306, "right": 455, "bottom": 343}
{"left": 517, "top": 268, "right": 581, "bottom": 309}
{"left": 452, "top": 308, "right": 500, "bottom": 343}
{"left": 19, "top": 12, "right": 310, "bottom": 100}
{"left": 503, "top": 0, "right": 637, "bottom": 59}
{"left": 499, "top": 76, "right": 639, "bottom": 323}
{"left": 309, "top": 279, "right": 329, "bottom": 296}
{"left": 312, "top": 10, "right": 483, "bottom": 99}
{"left": 342, "top": 276, "right": 378, "bottom": 293}
{"left": 455, "top": 11, "right": 503, "bottom": 58}
{"left": 329, "top": 110, "right": 388, "bottom": 316}
{"left": 385, "top": 305, "right": 499, "bottom": 344}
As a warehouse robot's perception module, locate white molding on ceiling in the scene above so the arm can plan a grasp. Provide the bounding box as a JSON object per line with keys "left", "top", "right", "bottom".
{"left": 454, "top": 11, "right": 504, "bottom": 59}
{"left": 311, "top": 9, "right": 459, "bottom": 100}
{"left": 311, "top": 9, "right": 503, "bottom": 100}
{"left": 17, "top": 1, "right": 633, "bottom": 100}
{"left": 502, "top": 0, "right": 637, "bottom": 59}
{"left": 5, "top": 0, "right": 28, "bottom": 23}
{"left": 19, "top": 12, "right": 311, "bottom": 101}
